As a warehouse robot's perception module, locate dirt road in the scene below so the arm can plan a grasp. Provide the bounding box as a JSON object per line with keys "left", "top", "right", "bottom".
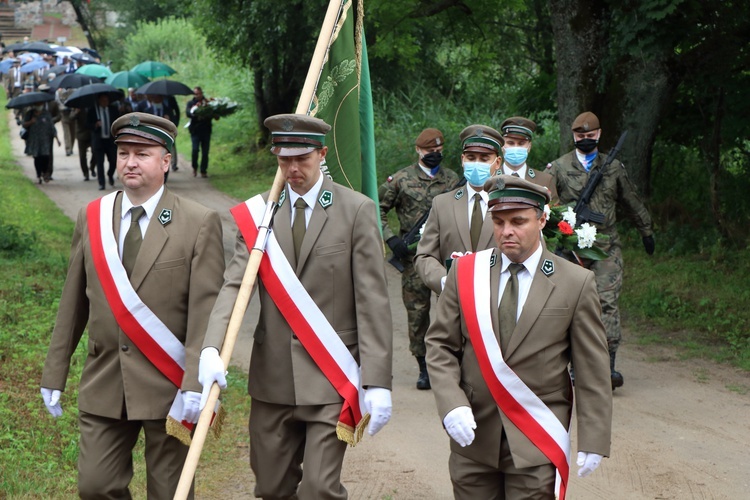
{"left": 14, "top": 116, "right": 749, "bottom": 499}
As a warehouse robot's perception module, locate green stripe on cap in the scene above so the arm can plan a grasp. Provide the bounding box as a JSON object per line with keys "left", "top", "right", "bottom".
{"left": 463, "top": 136, "right": 502, "bottom": 152}
{"left": 502, "top": 125, "right": 533, "bottom": 140}
{"left": 488, "top": 188, "right": 546, "bottom": 208}
{"left": 271, "top": 132, "right": 326, "bottom": 147}
{"left": 119, "top": 124, "right": 174, "bottom": 150}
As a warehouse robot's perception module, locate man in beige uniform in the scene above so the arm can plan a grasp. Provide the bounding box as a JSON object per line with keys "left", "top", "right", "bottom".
{"left": 426, "top": 176, "right": 612, "bottom": 499}
{"left": 414, "top": 124, "right": 503, "bottom": 295}
{"left": 40, "top": 113, "right": 225, "bottom": 499}
{"left": 199, "top": 114, "right": 393, "bottom": 500}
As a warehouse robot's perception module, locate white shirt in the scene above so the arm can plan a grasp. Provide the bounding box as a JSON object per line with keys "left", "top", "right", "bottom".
{"left": 118, "top": 186, "right": 165, "bottom": 256}
{"left": 502, "top": 164, "right": 527, "bottom": 178}
{"left": 418, "top": 163, "right": 434, "bottom": 178}
{"left": 466, "top": 184, "right": 488, "bottom": 226}
{"left": 288, "top": 173, "right": 324, "bottom": 229}
{"left": 498, "top": 244, "right": 543, "bottom": 321}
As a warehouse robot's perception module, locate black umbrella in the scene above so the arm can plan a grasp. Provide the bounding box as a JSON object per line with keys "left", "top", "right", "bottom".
{"left": 135, "top": 79, "right": 193, "bottom": 96}
{"left": 48, "top": 73, "right": 102, "bottom": 91}
{"left": 71, "top": 52, "right": 97, "bottom": 65}
{"left": 6, "top": 91, "right": 55, "bottom": 109}
{"left": 21, "top": 41, "right": 57, "bottom": 55}
{"left": 42, "top": 64, "right": 69, "bottom": 79}
{"left": 65, "top": 83, "right": 124, "bottom": 109}
{"left": 81, "top": 47, "right": 102, "bottom": 61}
{"left": 3, "top": 42, "right": 28, "bottom": 54}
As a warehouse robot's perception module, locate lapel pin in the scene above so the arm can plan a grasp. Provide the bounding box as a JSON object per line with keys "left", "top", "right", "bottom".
{"left": 158, "top": 208, "right": 172, "bottom": 226}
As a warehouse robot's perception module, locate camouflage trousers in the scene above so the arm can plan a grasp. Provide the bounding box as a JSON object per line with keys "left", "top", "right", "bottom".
{"left": 589, "top": 245, "right": 624, "bottom": 354}
{"left": 401, "top": 261, "right": 432, "bottom": 357}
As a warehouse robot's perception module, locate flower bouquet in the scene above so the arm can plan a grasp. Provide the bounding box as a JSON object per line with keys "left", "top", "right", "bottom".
{"left": 190, "top": 97, "right": 240, "bottom": 120}
{"left": 543, "top": 204, "right": 609, "bottom": 263}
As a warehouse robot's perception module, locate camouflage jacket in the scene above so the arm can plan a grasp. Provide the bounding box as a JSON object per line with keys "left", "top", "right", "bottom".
{"left": 547, "top": 151, "right": 653, "bottom": 249}
{"left": 378, "top": 163, "right": 459, "bottom": 242}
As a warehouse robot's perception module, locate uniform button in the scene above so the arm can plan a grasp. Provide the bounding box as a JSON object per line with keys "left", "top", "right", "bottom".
{"left": 292, "top": 334, "right": 298, "bottom": 340}
{"left": 121, "top": 345, "right": 129, "bottom": 352}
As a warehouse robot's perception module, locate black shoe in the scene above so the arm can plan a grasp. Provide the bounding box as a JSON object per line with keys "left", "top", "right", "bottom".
{"left": 416, "top": 356, "right": 431, "bottom": 390}
{"left": 108, "top": 175, "right": 114, "bottom": 186}
{"left": 610, "top": 351, "right": 624, "bottom": 390}
{"left": 90, "top": 166, "right": 96, "bottom": 176}
{"left": 99, "top": 185, "right": 105, "bottom": 191}
{"left": 172, "top": 165, "right": 179, "bottom": 172}
{"left": 84, "top": 177, "right": 89, "bottom": 181}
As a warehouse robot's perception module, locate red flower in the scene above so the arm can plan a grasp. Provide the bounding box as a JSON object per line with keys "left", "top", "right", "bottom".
{"left": 558, "top": 221, "right": 574, "bottom": 236}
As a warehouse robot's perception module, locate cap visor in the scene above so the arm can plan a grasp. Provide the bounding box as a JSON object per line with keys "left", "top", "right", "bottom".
{"left": 272, "top": 146, "right": 315, "bottom": 157}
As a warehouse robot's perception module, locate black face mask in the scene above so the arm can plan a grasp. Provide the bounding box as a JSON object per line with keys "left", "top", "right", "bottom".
{"left": 421, "top": 152, "right": 443, "bottom": 169}
{"left": 574, "top": 138, "right": 598, "bottom": 154}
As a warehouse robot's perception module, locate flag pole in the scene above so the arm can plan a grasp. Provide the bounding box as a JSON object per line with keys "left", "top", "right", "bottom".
{"left": 173, "top": 1, "right": 346, "bottom": 498}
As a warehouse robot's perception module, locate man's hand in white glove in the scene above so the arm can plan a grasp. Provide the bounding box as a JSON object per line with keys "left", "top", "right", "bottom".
{"left": 181, "top": 391, "right": 202, "bottom": 424}
{"left": 577, "top": 451, "right": 603, "bottom": 477}
{"left": 443, "top": 406, "right": 476, "bottom": 447}
{"left": 364, "top": 387, "right": 392, "bottom": 436}
{"left": 198, "top": 347, "right": 226, "bottom": 410}
{"left": 40, "top": 387, "right": 62, "bottom": 418}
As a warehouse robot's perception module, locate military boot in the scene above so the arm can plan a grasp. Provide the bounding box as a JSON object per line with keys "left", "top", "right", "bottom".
{"left": 610, "top": 351, "right": 624, "bottom": 390}
{"left": 416, "top": 356, "right": 431, "bottom": 390}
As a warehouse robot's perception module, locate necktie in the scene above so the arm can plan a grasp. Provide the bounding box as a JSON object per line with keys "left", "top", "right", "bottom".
{"left": 470, "top": 193, "right": 483, "bottom": 252}
{"left": 499, "top": 263, "right": 524, "bottom": 352}
{"left": 292, "top": 198, "right": 307, "bottom": 261}
{"left": 101, "top": 107, "right": 109, "bottom": 138}
{"left": 511, "top": 172, "right": 520, "bottom": 177}
{"left": 122, "top": 206, "right": 146, "bottom": 279}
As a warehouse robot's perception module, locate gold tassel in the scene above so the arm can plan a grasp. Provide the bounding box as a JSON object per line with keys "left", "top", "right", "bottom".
{"left": 210, "top": 402, "right": 226, "bottom": 439}
{"left": 166, "top": 415, "right": 193, "bottom": 446}
{"left": 335, "top": 413, "right": 370, "bottom": 447}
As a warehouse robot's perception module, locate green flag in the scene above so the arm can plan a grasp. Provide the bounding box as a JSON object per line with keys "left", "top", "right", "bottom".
{"left": 308, "top": 0, "right": 378, "bottom": 205}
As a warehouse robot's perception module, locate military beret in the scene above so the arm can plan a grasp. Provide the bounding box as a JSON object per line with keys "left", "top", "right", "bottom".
{"left": 571, "top": 111, "right": 600, "bottom": 132}
{"left": 112, "top": 112, "right": 177, "bottom": 151}
{"left": 501, "top": 116, "right": 536, "bottom": 140}
{"left": 459, "top": 124, "right": 504, "bottom": 153}
{"left": 484, "top": 174, "right": 550, "bottom": 212}
{"left": 415, "top": 128, "right": 444, "bottom": 148}
{"left": 264, "top": 113, "right": 331, "bottom": 156}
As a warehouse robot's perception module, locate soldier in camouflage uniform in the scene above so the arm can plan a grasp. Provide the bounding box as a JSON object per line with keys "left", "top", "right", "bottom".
{"left": 547, "top": 112, "right": 655, "bottom": 390}
{"left": 379, "top": 128, "right": 459, "bottom": 390}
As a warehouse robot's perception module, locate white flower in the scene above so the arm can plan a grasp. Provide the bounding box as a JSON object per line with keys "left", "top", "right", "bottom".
{"left": 543, "top": 204, "right": 551, "bottom": 219}
{"left": 562, "top": 206, "right": 577, "bottom": 226}
{"left": 419, "top": 223, "right": 426, "bottom": 236}
{"left": 575, "top": 223, "right": 598, "bottom": 249}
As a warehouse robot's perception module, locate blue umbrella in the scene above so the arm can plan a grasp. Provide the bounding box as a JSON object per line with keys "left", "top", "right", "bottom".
{"left": 20, "top": 59, "right": 49, "bottom": 73}
{"left": 0, "top": 59, "right": 18, "bottom": 74}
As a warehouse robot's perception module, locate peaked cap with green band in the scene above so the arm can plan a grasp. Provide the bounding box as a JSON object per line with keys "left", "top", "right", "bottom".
{"left": 483, "top": 174, "right": 550, "bottom": 212}
{"left": 459, "top": 124, "right": 504, "bottom": 153}
{"left": 500, "top": 116, "right": 536, "bottom": 141}
{"left": 112, "top": 112, "right": 177, "bottom": 151}
{"left": 264, "top": 113, "right": 331, "bottom": 156}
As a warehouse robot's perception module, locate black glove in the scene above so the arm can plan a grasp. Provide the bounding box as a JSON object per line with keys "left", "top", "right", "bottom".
{"left": 642, "top": 235, "right": 655, "bottom": 255}
{"left": 386, "top": 236, "right": 410, "bottom": 260}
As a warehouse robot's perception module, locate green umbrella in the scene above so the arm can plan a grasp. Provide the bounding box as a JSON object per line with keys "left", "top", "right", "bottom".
{"left": 76, "top": 64, "right": 113, "bottom": 79}
{"left": 105, "top": 70, "right": 149, "bottom": 89}
{"left": 131, "top": 61, "right": 177, "bottom": 78}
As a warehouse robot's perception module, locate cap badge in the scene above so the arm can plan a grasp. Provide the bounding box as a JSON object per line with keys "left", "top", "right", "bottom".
{"left": 528, "top": 168, "right": 536, "bottom": 179}
{"left": 541, "top": 259, "right": 554, "bottom": 276}
{"left": 158, "top": 208, "right": 172, "bottom": 226}
{"left": 455, "top": 188, "right": 464, "bottom": 200}
{"left": 278, "top": 189, "right": 287, "bottom": 207}
{"left": 129, "top": 115, "right": 140, "bottom": 127}
{"left": 495, "top": 177, "right": 506, "bottom": 190}
{"left": 281, "top": 118, "right": 294, "bottom": 132}
{"left": 435, "top": 137, "right": 442, "bottom": 146}
{"left": 318, "top": 190, "right": 333, "bottom": 208}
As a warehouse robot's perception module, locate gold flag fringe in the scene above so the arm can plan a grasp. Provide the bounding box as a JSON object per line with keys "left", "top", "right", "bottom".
{"left": 336, "top": 412, "right": 370, "bottom": 447}
{"left": 166, "top": 402, "right": 227, "bottom": 446}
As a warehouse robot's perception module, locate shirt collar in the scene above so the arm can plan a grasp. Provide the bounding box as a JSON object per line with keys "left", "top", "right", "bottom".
{"left": 121, "top": 186, "right": 165, "bottom": 221}
{"left": 467, "top": 183, "right": 489, "bottom": 202}
{"left": 502, "top": 164, "right": 527, "bottom": 177}
{"left": 501, "top": 243, "right": 542, "bottom": 279}
{"left": 287, "top": 173, "right": 324, "bottom": 210}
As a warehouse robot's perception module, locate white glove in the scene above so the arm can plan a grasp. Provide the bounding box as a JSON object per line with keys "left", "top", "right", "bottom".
{"left": 443, "top": 406, "right": 476, "bottom": 447}
{"left": 40, "top": 387, "right": 62, "bottom": 418}
{"left": 440, "top": 275, "right": 447, "bottom": 291}
{"left": 577, "top": 451, "right": 603, "bottom": 477}
{"left": 190, "top": 105, "right": 199, "bottom": 114}
{"left": 181, "top": 391, "right": 202, "bottom": 424}
{"left": 198, "top": 347, "right": 227, "bottom": 410}
{"left": 363, "top": 387, "right": 392, "bottom": 436}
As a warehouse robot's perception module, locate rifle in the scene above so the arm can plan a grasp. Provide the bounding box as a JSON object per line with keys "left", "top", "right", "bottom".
{"left": 388, "top": 176, "right": 467, "bottom": 272}
{"left": 573, "top": 130, "right": 628, "bottom": 226}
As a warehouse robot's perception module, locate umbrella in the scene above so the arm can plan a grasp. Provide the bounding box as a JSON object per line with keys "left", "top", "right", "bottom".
{"left": 42, "top": 64, "right": 69, "bottom": 79}
{"left": 76, "top": 64, "right": 113, "bottom": 79}
{"left": 48, "top": 73, "right": 101, "bottom": 91}
{"left": 0, "top": 59, "right": 18, "bottom": 74}
{"left": 81, "top": 47, "right": 102, "bottom": 61}
{"left": 20, "top": 59, "right": 49, "bottom": 73}
{"left": 21, "top": 41, "right": 57, "bottom": 55}
{"left": 52, "top": 45, "right": 82, "bottom": 56}
{"left": 135, "top": 79, "right": 192, "bottom": 96}
{"left": 106, "top": 71, "right": 149, "bottom": 89}
{"left": 131, "top": 61, "right": 177, "bottom": 78}
{"left": 3, "top": 42, "right": 28, "bottom": 54}
{"left": 65, "top": 83, "right": 123, "bottom": 108}
{"left": 6, "top": 91, "right": 55, "bottom": 109}
{"left": 71, "top": 52, "right": 97, "bottom": 65}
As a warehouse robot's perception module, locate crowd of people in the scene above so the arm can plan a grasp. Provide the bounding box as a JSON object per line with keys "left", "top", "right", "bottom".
{"left": 2, "top": 38, "right": 216, "bottom": 188}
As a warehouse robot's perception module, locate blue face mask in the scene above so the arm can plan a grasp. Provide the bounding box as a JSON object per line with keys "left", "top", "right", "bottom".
{"left": 503, "top": 146, "right": 528, "bottom": 167}
{"left": 463, "top": 161, "right": 492, "bottom": 187}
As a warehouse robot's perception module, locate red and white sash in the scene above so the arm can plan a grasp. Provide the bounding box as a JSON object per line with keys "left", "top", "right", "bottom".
{"left": 231, "top": 194, "right": 367, "bottom": 445}
{"left": 456, "top": 249, "right": 571, "bottom": 500}
{"left": 86, "top": 193, "right": 207, "bottom": 443}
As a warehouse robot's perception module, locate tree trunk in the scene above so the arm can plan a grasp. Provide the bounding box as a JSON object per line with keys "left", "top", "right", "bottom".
{"left": 67, "top": 1, "right": 97, "bottom": 50}
{"left": 704, "top": 87, "right": 730, "bottom": 240}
